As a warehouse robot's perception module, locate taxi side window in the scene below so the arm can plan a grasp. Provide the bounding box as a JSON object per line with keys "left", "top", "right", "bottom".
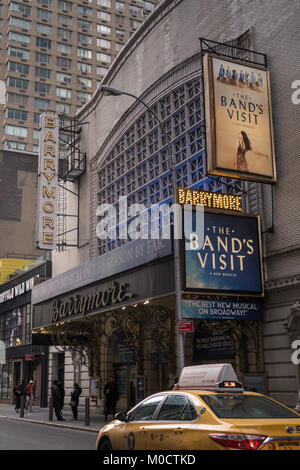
{"left": 180, "top": 399, "right": 198, "bottom": 421}
{"left": 156, "top": 395, "right": 188, "bottom": 421}
{"left": 127, "top": 395, "right": 164, "bottom": 422}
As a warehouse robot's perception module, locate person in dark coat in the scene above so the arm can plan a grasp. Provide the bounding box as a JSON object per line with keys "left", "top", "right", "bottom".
{"left": 70, "top": 383, "right": 82, "bottom": 420}
{"left": 13, "top": 383, "right": 22, "bottom": 413}
{"left": 103, "top": 376, "right": 119, "bottom": 422}
{"left": 51, "top": 380, "right": 65, "bottom": 421}
{"left": 57, "top": 381, "right": 65, "bottom": 412}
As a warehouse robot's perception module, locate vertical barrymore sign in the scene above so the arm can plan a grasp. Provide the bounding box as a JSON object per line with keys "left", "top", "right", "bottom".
{"left": 203, "top": 54, "right": 276, "bottom": 183}
{"left": 37, "top": 112, "right": 59, "bottom": 250}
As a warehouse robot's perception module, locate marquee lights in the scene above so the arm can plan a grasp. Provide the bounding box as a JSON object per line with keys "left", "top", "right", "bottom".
{"left": 177, "top": 188, "right": 242, "bottom": 212}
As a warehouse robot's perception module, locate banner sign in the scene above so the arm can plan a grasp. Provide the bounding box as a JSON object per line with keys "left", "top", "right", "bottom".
{"left": 37, "top": 112, "right": 59, "bottom": 250}
{"left": 32, "top": 238, "right": 171, "bottom": 305}
{"left": 193, "top": 328, "right": 234, "bottom": 361}
{"left": 183, "top": 209, "right": 263, "bottom": 295}
{"left": 182, "top": 298, "right": 262, "bottom": 321}
{"left": 203, "top": 53, "right": 276, "bottom": 183}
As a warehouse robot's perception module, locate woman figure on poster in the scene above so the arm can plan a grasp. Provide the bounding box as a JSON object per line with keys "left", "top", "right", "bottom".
{"left": 235, "top": 131, "right": 269, "bottom": 172}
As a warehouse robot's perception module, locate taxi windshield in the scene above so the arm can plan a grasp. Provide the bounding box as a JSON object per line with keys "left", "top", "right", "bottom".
{"left": 201, "top": 394, "right": 300, "bottom": 419}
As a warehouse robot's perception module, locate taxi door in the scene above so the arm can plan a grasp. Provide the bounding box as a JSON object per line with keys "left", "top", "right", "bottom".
{"left": 143, "top": 394, "right": 193, "bottom": 450}
{"left": 116, "top": 395, "right": 166, "bottom": 450}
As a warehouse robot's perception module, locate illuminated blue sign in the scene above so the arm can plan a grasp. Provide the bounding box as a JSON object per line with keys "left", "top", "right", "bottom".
{"left": 183, "top": 210, "right": 263, "bottom": 295}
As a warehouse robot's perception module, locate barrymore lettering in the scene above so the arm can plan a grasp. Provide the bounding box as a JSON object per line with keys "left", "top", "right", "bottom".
{"left": 51, "top": 282, "right": 133, "bottom": 322}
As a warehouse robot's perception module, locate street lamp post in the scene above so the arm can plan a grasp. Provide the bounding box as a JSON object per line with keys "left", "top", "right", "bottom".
{"left": 99, "top": 85, "right": 185, "bottom": 375}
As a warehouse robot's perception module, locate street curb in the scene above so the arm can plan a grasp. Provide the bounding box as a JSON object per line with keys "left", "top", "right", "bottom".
{"left": 0, "top": 415, "right": 100, "bottom": 433}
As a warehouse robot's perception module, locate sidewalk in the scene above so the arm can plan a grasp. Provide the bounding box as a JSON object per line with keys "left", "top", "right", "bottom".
{"left": 0, "top": 403, "right": 107, "bottom": 433}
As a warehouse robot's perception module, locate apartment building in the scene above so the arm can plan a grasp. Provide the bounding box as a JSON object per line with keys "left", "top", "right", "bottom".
{"left": 0, "top": 0, "right": 158, "bottom": 153}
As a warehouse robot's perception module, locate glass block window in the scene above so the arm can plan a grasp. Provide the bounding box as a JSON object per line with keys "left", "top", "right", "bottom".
{"left": 95, "top": 77, "right": 214, "bottom": 255}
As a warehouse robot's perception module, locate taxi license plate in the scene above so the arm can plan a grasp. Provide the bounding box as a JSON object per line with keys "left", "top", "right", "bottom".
{"left": 278, "top": 442, "right": 300, "bottom": 450}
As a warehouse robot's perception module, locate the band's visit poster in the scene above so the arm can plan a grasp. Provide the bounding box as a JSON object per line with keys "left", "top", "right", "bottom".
{"left": 183, "top": 210, "right": 263, "bottom": 295}
{"left": 204, "top": 54, "right": 276, "bottom": 183}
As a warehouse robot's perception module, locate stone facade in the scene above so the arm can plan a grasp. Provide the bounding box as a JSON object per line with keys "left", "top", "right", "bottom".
{"left": 47, "top": 0, "right": 300, "bottom": 407}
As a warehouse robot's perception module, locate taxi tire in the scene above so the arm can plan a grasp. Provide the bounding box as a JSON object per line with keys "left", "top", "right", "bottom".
{"left": 98, "top": 437, "right": 113, "bottom": 451}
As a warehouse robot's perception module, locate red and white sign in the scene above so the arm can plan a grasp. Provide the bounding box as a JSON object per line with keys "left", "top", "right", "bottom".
{"left": 177, "top": 363, "right": 238, "bottom": 390}
{"left": 178, "top": 320, "right": 194, "bottom": 333}
{"left": 25, "top": 354, "right": 35, "bottom": 361}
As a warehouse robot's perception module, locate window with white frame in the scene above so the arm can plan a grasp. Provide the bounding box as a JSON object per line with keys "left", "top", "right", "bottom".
{"left": 4, "top": 141, "right": 27, "bottom": 151}
{"left": 35, "top": 66, "right": 51, "bottom": 79}
{"left": 77, "top": 47, "right": 92, "bottom": 59}
{"left": 37, "top": 8, "right": 52, "bottom": 20}
{"left": 97, "top": 38, "right": 111, "bottom": 49}
{"left": 8, "top": 46, "right": 30, "bottom": 60}
{"left": 58, "top": 28, "right": 72, "bottom": 41}
{"left": 56, "top": 71, "right": 72, "bottom": 84}
{"left": 5, "top": 125, "right": 28, "bottom": 138}
{"left": 77, "top": 62, "right": 92, "bottom": 73}
{"left": 10, "top": 2, "right": 32, "bottom": 15}
{"left": 57, "top": 43, "right": 72, "bottom": 54}
{"left": 6, "top": 108, "right": 28, "bottom": 121}
{"left": 7, "top": 62, "right": 29, "bottom": 74}
{"left": 58, "top": 13, "right": 72, "bottom": 26}
{"left": 9, "top": 31, "right": 30, "bottom": 45}
{"left": 77, "top": 76, "right": 92, "bottom": 87}
{"left": 77, "top": 33, "right": 92, "bottom": 45}
{"left": 9, "top": 16, "right": 31, "bottom": 29}
{"left": 56, "top": 87, "right": 71, "bottom": 99}
{"left": 97, "top": 0, "right": 111, "bottom": 7}
{"left": 58, "top": 0, "right": 72, "bottom": 11}
{"left": 97, "top": 24, "right": 111, "bottom": 35}
{"left": 6, "top": 92, "right": 28, "bottom": 106}
{"left": 97, "top": 11, "right": 111, "bottom": 21}
{"left": 97, "top": 52, "right": 110, "bottom": 64}
{"left": 56, "top": 102, "right": 71, "bottom": 114}
{"left": 36, "top": 23, "right": 52, "bottom": 35}
{"left": 34, "top": 97, "right": 50, "bottom": 109}
{"left": 78, "top": 5, "right": 92, "bottom": 16}
{"left": 7, "top": 77, "right": 29, "bottom": 90}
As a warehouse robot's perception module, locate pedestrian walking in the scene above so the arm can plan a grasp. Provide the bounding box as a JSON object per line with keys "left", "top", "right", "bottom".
{"left": 25, "top": 380, "right": 34, "bottom": 412}
{"left": 69, "top": 383, "right": 82, "bottom": 420}
{"left": 57, "top": 381, "right": 65, "bottom": 415}
{"left": 51, "top": 380, "right": 65, "bottom": 421}
{"left": 103, "top": 376, "right": 119, "bottom": 422}
{"left": 13, "top": 383, "right": 22, "bottom": 413}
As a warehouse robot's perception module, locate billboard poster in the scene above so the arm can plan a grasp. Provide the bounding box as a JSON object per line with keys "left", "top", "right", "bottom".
{"left": 203, "top": 54, "right": 276, "bottom": 183}
{"left": 193, "top": 324, "right": 234, "bottom": 361}
{"left": 182, "top": 298, "right": 262, "bottom": 321}
{"left": 183, "top": 209, "right": 263, "bottom": 295}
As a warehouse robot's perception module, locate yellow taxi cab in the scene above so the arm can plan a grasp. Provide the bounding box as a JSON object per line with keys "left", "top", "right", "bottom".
{"left": 96, "top": 364, "right": 300, "bottom": 451}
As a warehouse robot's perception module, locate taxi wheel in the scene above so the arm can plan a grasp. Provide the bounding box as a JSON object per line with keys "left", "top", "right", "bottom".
{"left": 98, "top": 437, "right": 113, "bottom": 451}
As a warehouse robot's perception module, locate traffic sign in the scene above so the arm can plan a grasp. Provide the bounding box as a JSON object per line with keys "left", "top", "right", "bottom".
{"left": 178, "top": 320, "right": 194, "bottom": 333}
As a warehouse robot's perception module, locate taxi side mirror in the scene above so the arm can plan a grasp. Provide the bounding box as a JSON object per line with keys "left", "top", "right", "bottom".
{"left": 114, "top": 411, "right": 127, "bottom": 422}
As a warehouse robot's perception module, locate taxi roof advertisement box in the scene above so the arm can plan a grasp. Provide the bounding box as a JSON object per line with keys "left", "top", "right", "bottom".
{"left": 177, "top": 364, "right": 238, "bottom": 390}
